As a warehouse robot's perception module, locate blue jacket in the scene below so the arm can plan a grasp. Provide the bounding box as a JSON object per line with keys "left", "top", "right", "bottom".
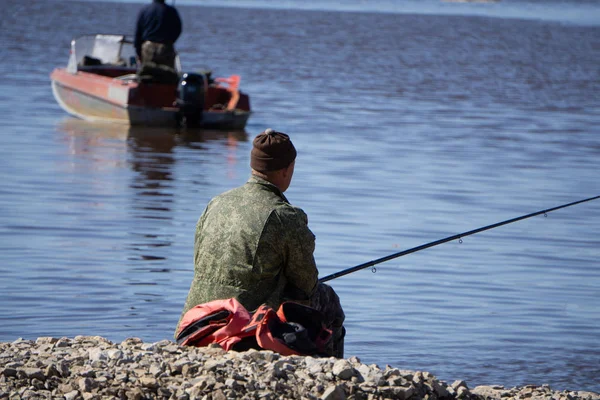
{"left": 134, "top": 0, "right": 182, "bottom": 56}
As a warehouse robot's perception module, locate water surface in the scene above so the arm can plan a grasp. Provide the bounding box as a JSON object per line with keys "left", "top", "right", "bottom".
{"left": 1, "top": 0, "right": 599, "bottom": 392}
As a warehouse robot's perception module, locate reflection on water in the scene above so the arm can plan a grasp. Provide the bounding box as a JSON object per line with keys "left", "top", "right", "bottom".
{"left": 54, "top": 117, "right": 249, "bottom": 273}
{"left": 57, "top": 118, "right": 249, "bottom": 149}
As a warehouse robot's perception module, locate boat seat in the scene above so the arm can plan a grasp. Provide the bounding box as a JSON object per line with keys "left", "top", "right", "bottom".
{"left": 80, "top": 55, "right": 103, "bottom": 67}
{"left": 137, "top": 62, "right": 180, "bottom": 85}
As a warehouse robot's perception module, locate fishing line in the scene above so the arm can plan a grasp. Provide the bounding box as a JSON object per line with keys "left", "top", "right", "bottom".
{"left": 319, "top": 195, "right": 600, "bottom": 283}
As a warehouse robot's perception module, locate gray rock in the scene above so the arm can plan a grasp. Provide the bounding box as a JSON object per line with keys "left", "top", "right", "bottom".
{"left": 55, "top": 338, "right": 72, "bottom": 348}
{"left": 78, "top": 377, "right": 94, "bottom": 392}
{"left": 64, "top": 389, "right": 79, "bottom": 400}
{"left": 322, "top": 384, "right": 346, "bottom": 400}
{"left": 22, "top": 367, "right": 45, "bottom": 381}
{"left": 87, "top": 348, "right": 107, "bottom": 363}
{"left": 456, "top": 386, "right": 470, "bottom": 398}
{"left": 106, "top": 349, "right": 122, "bottom": 360}
{"left": 453, "top": 380, "right": 469, "bottom": 390}
{"left": 432, "top": 379, "right": 450, "bottom": 397}
{"left": 35, "top": 337, "right": 58, "bottom": 345}
{"left": 1, "top": 368, "right": 18, "bottom": 378}
{"left": 139, "top": 376, "right": 158, "bottom": 389}
{"left": 332, "top": 359, "right": 354, "bottom": 380}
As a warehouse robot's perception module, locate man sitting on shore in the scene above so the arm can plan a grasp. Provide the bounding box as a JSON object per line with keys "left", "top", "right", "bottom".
{"left": 176, "top": 129, "right": 345, "bottom": 357}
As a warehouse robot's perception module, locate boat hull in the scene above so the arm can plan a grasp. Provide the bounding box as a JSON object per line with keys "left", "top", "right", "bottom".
{"left": 50, "top": 68, "right": 250, "bottom": 129}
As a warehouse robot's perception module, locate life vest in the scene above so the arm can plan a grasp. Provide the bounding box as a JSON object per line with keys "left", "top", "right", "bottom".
{"left": 176, "top": 298, "right": 332, "bottom": 356}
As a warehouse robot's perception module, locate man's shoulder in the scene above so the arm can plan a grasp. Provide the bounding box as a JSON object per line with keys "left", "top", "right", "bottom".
{"left": 140, "top": 2, "right": 170, "bottom": 13}
{"left": 219, "top": 182, "right": 254, "bottom": 198}
{"left": 208, "top": 185, "right": 245, "bottom": 205}
{"left": 208, "top": 183, "right": 275, "bottom": 208}
{"left": 163, "top": 3, "right": 181, "bottom": 18}
{"left": 273, "top": 203, "right": 308, "bottom": 225}
{"left": 138, "top": 3, "right": 155, "bottom": 17}
{"left": 141, "top": 2, "right": 157, "bottom": 12}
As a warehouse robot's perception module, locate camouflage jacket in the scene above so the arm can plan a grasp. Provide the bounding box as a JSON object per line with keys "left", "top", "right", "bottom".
{"left": 177, "top": 175, "right": 319, "bottom": 333}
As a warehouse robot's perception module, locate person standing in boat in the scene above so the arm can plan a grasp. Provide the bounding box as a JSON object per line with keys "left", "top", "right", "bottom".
{"left": 134, "top": 0, "right": 182, "bottom": 69}
{"left": 176, "top": 129, "right": 346, "bottom": 358}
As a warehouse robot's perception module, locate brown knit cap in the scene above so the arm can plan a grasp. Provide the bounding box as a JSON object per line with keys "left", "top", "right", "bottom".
{"left": 250, "top": 128, "right": 297, "bottom": 172}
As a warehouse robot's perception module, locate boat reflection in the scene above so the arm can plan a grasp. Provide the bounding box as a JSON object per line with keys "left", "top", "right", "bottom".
{"left": 55, "top": 118, "right": 249, "bottom": 269}
{"left": 56, "top": 117, "right": 249, "bottom": 195}
{"left": 56, "top": 118, "right": 248, "bottom": 148}
{"left": 56, "top": 116, "right": 249, "bottom": 191}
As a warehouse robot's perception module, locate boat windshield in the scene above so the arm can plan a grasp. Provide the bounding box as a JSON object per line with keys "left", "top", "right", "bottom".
{"left": 67, "top": 34, "right": 137, "bottom": 73}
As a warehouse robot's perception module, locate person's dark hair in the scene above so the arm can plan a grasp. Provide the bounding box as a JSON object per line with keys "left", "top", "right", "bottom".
{"left": 251, "top": 129, "right": 297, "bottom": 173}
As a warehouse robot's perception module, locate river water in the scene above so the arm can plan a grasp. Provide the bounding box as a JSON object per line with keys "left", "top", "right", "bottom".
{"left": 1, "top": 0, "right": 599, "bottom": 392}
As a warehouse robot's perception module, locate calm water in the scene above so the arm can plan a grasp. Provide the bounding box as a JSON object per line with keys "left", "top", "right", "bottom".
{"left": 1, "top": 0, "right": 600, "bottom": 392}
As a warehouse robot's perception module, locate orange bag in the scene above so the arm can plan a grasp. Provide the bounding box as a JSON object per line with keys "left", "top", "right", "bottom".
{"left": 177, "top": 298, "right": 332, "bottom": 356}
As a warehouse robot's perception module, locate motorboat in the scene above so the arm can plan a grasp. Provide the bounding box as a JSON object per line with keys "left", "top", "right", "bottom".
{"left": 50, "top": 34, "right": 251, "bottom": 129}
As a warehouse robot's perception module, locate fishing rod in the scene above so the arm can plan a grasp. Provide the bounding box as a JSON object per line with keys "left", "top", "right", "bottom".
{"left": 319, "top": 195, "right": 600, "bottom": 283}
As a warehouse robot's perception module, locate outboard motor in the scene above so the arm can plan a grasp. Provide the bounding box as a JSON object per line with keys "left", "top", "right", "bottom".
{"left": 176, "top": 73, "right": 205, "bottom": 127}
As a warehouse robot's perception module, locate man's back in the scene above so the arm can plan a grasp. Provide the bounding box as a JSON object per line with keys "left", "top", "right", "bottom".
{"left": 179, "top": 175, "right": 319, "bottom": 326}
{"left": 134, "top": 1, "right": 182, "bottom": 59}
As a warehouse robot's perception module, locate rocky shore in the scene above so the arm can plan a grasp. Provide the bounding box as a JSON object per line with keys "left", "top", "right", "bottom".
{"left": 1, "top": 336, "right": 598, "bottom": 400}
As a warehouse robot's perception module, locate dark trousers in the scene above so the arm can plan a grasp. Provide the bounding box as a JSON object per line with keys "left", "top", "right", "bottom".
{"left": 310, "top": 283, "right": 346, "bottom": 358}
{"left": 141, "top": 41, "right": 176, "bottom": 69}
